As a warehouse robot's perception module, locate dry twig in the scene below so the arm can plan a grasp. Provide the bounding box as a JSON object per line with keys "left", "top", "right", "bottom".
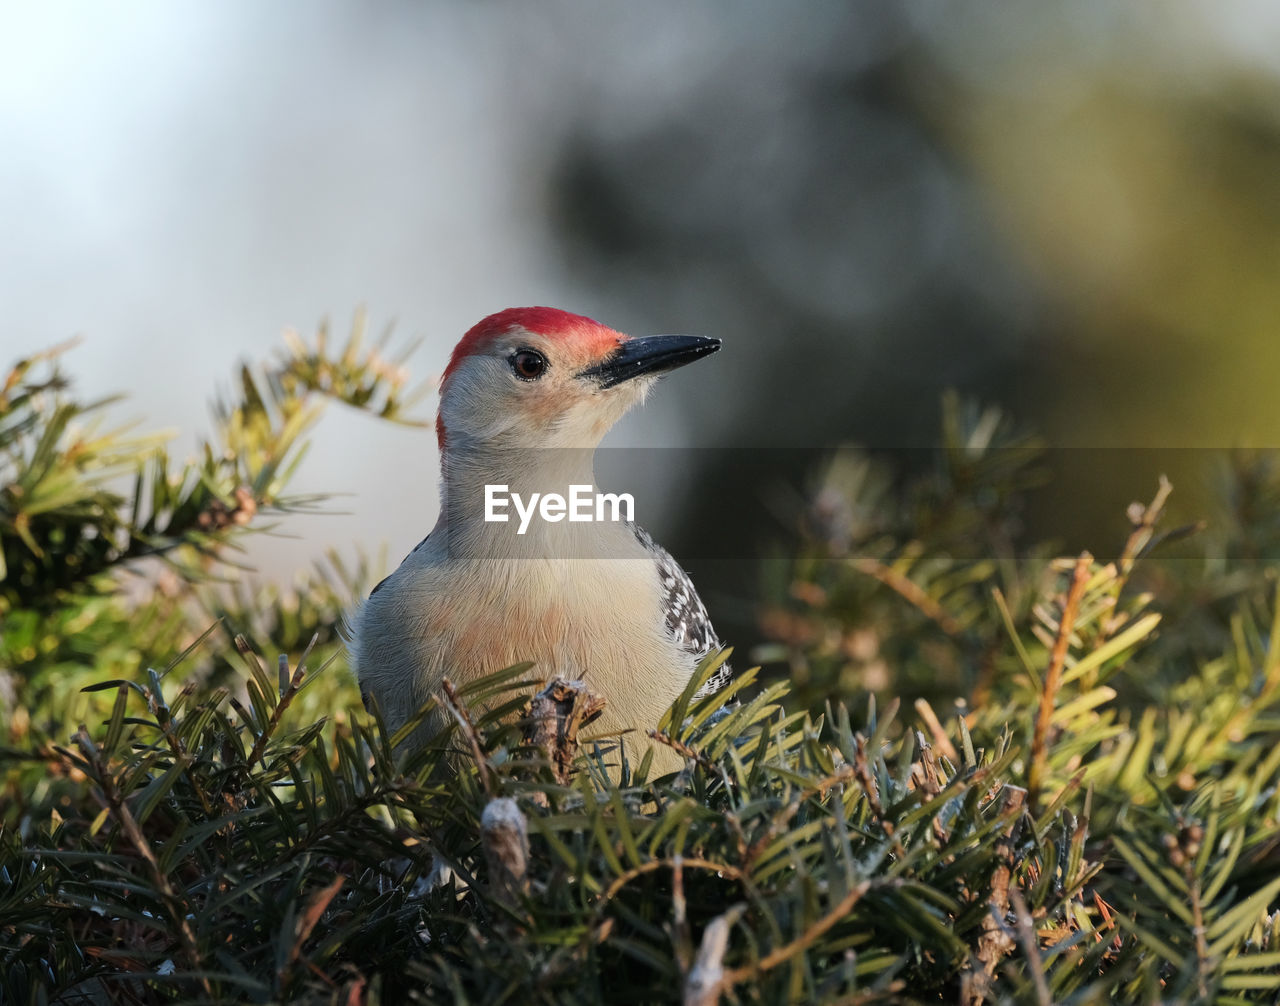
{"left": 482, "top": 797, "right": 530, "bottom": 912}
{"left": 647, "top": 728, "right": 718, "bottom": 774}
{"left": 523, "top": 677, "right": 607, "bottom": 789}
{"left": 1028, "top": 552, "right": 1091, "bottom": 810}
{"left": 683, "top": 905, "right": 744, "bottom": 1006}
{"left": 962, "top": 785, "right": 1026, "bottom": 1006}
{"left": 1101, "top": 476, "right": 1176, "bottom": 640}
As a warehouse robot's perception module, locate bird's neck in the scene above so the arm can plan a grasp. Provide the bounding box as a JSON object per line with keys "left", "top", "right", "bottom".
{"left": 433, "top": 445, "right": 603, "bottom": 557}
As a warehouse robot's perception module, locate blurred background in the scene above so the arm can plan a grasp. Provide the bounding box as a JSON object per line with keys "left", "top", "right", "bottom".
{"left": 5, "top": 0, "right": 1280, "bottom": 658}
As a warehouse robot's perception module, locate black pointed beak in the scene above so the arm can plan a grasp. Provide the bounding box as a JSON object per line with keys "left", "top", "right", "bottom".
{"left": 577, "top": 335, "right": 721, "bottom": 388}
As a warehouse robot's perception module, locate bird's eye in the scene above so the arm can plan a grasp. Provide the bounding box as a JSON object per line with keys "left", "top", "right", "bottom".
{"left": 510, "top": 349, "right": 547, "bottom": 381}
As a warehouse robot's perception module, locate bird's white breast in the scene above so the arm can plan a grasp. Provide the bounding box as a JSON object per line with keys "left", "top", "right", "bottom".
{"left": 350, "top": 520, "right": 695, "bottom": 764}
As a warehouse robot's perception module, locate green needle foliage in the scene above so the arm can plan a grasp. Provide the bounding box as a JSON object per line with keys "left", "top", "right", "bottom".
{"left": 2, "top": 341, "right": 1280, "bottom": 1004}
{"left": 0, "top": 317, "right": 425, "bottom": 747}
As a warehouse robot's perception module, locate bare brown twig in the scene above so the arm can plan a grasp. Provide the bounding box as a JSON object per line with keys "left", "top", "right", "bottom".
{"left": 600, "top": 856, "right": 747, "bottom": 904}
{"left": 647, "top": 728, "right": 718, "bottom": 774}
{"left": 683, "top": 904, "right": 745, "bottom": 1006}
{"left": 482, "top": 797, "right": 530, "bottom": 914}
{"left": 1117, "top": 476, "right": 1173, "bottom": 579}
{"left": 962, "top": 785, "right": 1026, "bottom": 1006}
{"left": 1028, "top": 552, "right": 1091, "bottom": 811}
{"left": 671, "top": 854, "right": 693, "bottom": 974}
{"left": 523, "top": 677, "right": 607, "bottom": 797}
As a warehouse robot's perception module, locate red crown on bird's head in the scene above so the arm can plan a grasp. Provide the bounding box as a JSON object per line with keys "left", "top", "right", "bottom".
{"left": 437, "top": 307, "right": 626, "bottom": 450}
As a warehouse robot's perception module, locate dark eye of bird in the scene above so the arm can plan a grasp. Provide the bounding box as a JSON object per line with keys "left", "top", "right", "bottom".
{"left": 510, "top": 349, "right": 547, "bottom": 381}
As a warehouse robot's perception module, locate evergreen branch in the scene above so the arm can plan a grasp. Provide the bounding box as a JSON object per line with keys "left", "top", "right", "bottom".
{"left": 72, "top": 727, "right": 212, "bottom": 998}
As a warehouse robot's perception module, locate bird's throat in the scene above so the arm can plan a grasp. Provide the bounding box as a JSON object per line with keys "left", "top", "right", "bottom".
{"left": 436, "top": 446, "right": 609, "bottom": 558}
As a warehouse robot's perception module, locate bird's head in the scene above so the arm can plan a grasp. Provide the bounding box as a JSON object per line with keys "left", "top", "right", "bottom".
{"left": 436, "top": 307, "right": 720, "bottom": 453}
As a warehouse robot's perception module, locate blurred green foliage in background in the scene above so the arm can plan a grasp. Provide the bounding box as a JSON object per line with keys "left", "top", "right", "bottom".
{"left": 0, "top": 323, "right": 430, "bottom": 757}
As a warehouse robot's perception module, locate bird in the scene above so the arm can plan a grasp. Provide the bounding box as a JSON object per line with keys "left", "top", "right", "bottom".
{"left": 348, "top": 306, "right": 730, "bottom": 771}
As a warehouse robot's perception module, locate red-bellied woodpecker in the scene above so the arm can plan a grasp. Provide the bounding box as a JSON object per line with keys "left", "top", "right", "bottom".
{"left": 349, "top": 307, "right": 730, "bottom": 768}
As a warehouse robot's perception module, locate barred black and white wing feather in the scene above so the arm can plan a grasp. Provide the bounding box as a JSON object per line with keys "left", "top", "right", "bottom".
{"left": 631, "top": 524, "right": 732, "bottom": 698}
